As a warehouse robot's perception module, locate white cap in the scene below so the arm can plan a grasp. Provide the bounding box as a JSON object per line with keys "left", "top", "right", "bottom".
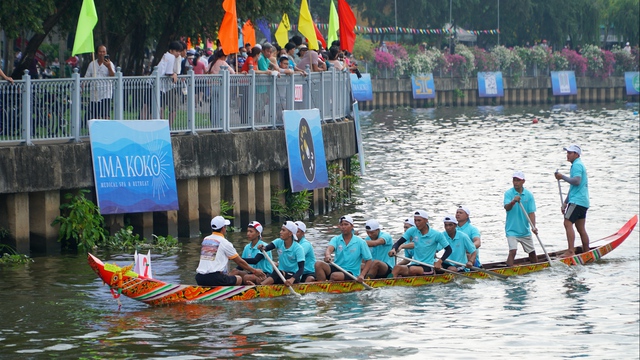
{"left": 211, "top": 216, "right": 231, "bottom": 230}
{"left": 254, "top": 44, "right": 262, "bottom": 50}
{"left": 563, "top": 144, "right": 582, "bottom": 156}
{"left": 365, "top": 219, "right": 380, "bottom": 231}
{"left": 248, "top": 221, "right": 263, "bottom": 234}
{"left": 512, "top": 171, "right": 525, "bottom": 180}
{"left": 413, "top": 209, "right": 429, "bottom": 220}
{"left": 339, "top": 215, "right": 354, "bottom": 225}
{"left": 294, "top": 221, "right": 307, "bottom": 233}
{"left": 458, "top": 206, "right": 470, "bottom": 216}
{"left": 443, "top": 215, "right": 458, "bottom": 225}
{"left": 404, "top": 217, "right": 415, "bottom": 226}
{"left": 283, "top": 221, "right": 299, "bottom": 241}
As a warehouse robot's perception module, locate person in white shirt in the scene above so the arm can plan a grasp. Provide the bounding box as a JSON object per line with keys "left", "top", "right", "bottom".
{"left": 84, "top": 45, "right": 115, "bottom": 119}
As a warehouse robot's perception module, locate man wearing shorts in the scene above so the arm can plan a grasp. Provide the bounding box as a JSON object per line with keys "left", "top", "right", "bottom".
{"left": 504, "top": 171, "right": 538, "bottom": 266}
{"left": 555, "top": 144, "right": 590, "bottom": 257}
{"left": 363, "top": 219, "right": 395, "bottom": 279}
{"left": 195, "top": 216, "right": 265, "bottom": 286}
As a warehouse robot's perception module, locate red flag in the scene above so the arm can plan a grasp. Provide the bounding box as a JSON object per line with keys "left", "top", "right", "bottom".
{"left": 314, "top": 23, "right": 327, "bottom": 49}
{"left": 218, "top": 0, "right": 238, "bottom": 54}
{"left": 337, "top": 0, "right": 356, "bottom": 52}
{"left": 242, "top": 20, "right": 256, "bottom": 48}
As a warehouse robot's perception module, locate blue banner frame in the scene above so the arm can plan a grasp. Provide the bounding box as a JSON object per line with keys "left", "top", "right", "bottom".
{"left": 625, "top": 72, "right": 640, "bottom": 95}
{"left": 89, "top": 120, "right": 179, "bottom": 214}
{"left": 551, "top": 71, "right": 578, "bottom": 95}
{"left": 352, "top": 101, "right": 366, "bottom": 175}
{"left": 283, "top": 109, "right": 329, "bottom": 192}
{"left": 478, "top": 72, "right": 504, "bottom": 97}
{"left": 350, "top": 73, "right": 373, "bottom": 101}
{"left": 411, "top": 73, "right": 436, "bottom": 99}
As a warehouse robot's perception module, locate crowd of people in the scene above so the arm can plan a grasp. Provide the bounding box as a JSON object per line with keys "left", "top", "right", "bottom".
{"left": 194, "top": 144, "right": 590, "bottom": 287}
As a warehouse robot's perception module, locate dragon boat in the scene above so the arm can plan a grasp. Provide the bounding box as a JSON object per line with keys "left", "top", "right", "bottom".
{"left": 88, "top": 215, "right": 637, "bottom": 306}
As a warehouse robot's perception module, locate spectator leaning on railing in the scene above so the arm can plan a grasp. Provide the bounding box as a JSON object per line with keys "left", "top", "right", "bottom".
{"left": 84, "top": 45, "right": 116, "bottom": 120}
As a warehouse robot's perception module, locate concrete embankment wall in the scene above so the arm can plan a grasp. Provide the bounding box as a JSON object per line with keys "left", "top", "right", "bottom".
{"left": 0, "top": 121, "right": 356, "bottom": 254}
{"left": 359, "top": 76, "right": 639, "bottom": 109}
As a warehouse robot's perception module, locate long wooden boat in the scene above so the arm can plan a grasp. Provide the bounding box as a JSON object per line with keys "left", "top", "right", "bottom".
{"left": 88, "top": 215, "right": 637, "bottom": 306}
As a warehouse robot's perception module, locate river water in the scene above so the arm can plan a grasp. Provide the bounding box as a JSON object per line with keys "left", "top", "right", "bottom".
{"left": 1, "top": 103, "right": 638, "bottom": 359}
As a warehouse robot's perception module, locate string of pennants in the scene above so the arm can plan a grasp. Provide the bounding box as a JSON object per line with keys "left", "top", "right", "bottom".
{"left": 269, "top": 23, "right": 500, "bottom": 35}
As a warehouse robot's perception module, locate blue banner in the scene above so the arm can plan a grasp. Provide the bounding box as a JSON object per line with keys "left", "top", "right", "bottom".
{"left": 283, "top": 109, "right": 329, "bottom": 192}
{"left": 352, "top": 101, "right": 366, "bottom": 175}
{"left": 89, "top": 120, "right": 179, "bottom": 214}
{"left": 350, "top": 73, "right": 373, "bottom": 101}
{"left": 411, "top": 73, "right": 436, "bottom": 99}
{"left": 551, "top": 71, "right": 578, "bottom": 95}
{"left": 477, "top": 72, "right": 504, "bottom": 98}
{"left": 625, "top": 72, "right": 640, "bottom": 95}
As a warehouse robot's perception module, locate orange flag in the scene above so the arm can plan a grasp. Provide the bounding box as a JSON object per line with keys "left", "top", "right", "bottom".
{"left": 242, "top": 20, "right": 256, "bottom": 48}
{"left": 218, "top": 0, "right": 238, "bottom": 54}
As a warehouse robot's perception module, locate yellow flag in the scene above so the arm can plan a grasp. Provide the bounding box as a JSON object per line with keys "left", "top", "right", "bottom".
{"left": 275, "top": 13, "right": 291, "bottom": 46}
{"left": 298, "top": 0, "right": 318, "bottom": 50}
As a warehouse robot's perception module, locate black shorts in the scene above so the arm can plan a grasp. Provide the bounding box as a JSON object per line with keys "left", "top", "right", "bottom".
{"left": 270, "top": 271, "right": 300, "bottom": 284}
{"left": 195, "top": 271, "right": 238, "bottom": 286}
{"left": 378, "top": 263, "right": 393, "bottom": 278}
{"left": 301, "top": 273, "right": 315, "bottom": 282}
{"left": 409, "top": 264, "right": 434, "bottom": 275}
{"left": 329, "top": 264, "right": 353, "bottom": 277}
{"left": 565, "top": 203, "right": 588, "bottom": 223}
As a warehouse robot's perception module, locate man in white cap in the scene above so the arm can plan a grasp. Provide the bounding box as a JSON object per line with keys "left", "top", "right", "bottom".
{"left": 394, "top": 217, "right": 417, "bottom": 268}
{"left": 252, "top": 221, "right": 305, "bottom": 287}
{"left": 388, "top": 210, "right": 452, "bottom": 277}
{"left": 294, "top": 221, "right": 317, "bottom": 282}
{"left": 195, "top": 216, "right": 266, "bottom": 286}
{"left": 363, "top": 219, "right": 395, "bottom": 278}
{"left": 315, "top": 215, "right": 373, "bottom": 283}
{"left": 456, "top": 206, "right": 482, "bottom": 267}
{"left": 555, "top": 144, "right": 590, "bottom": 257}
{"left": 504, "top": 171, "right": 538, "bottom": 266}
{"left": 230, "top": 221, "right": 272, "bottom": 284}
{"left": 440, "top": 215, "right": 477, "bottom": 272}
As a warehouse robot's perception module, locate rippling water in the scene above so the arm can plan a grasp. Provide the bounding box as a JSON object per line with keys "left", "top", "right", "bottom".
{"left": 1, "top": 103, "right": 638, "bottom": 359}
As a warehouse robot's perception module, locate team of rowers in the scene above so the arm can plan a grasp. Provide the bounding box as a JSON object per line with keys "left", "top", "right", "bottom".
{"left": 194, "top": 206, "right": 482, "bottom": 288}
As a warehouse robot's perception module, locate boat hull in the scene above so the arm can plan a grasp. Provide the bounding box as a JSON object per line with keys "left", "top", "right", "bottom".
{"left": 88, "top": 215, "right": 637, "bottom": 306}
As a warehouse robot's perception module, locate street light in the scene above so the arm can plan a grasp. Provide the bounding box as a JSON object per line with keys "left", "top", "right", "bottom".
{"left": 497, "top": 0, "right": 500, "bottom": 45}
{"left": 395, "top": 0, "right": 398, "bottom": 43}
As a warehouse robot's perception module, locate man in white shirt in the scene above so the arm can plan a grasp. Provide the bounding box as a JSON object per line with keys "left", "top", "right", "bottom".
{"left": 84, "top": 45, "right": 115, "bottom": 119}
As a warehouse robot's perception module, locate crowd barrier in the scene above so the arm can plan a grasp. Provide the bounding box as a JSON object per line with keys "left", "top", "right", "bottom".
{"left": 0, "top": 66, "right": 353, "bottom": 145}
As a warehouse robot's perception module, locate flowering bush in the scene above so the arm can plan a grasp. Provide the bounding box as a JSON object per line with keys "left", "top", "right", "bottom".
{"left": 549, "top": 52, "right": 570, "bottom": 71}
{"left": 387, "top": 44, "right": 408, "bottom": 61}
{"left": 471, "top": 47, "right": 499, "bottom": 72}
{"left": 530, "top": 45, "right": 551, "bottom": 70}
{"left": 582, "top": 44, "right": 615, "bottom": 79}
{"left": 513, "top": 46, "right": 531, "bottom": 65}
{"left": 491, "top": 45, "right": 517, "bottom": 70}
{"left": 611, "top": 46, "right": 637, "bottom": 75}
{"left": 374, "top": 50, "right": 396, "bottom": 69}
{"left": 406, "top": 48, "right": 443, "bottom": 75}
{"left": 454, "top": 44, "right": 476, "bottom": 81}
{"left": 561, "top": 49, "right": 587, "bottom": 75}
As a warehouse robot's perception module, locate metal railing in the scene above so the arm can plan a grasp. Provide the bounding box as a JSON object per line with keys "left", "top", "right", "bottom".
{"left": 0, "top": 66, "right": 353, "bottom": 145}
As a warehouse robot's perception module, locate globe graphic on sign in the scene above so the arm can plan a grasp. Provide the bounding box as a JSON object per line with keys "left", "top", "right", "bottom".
{"left": 298, "top": 118, "right": 316, "bottom": 183}
{"left": 633, "top": 74, "right": 640, "bottom": 92}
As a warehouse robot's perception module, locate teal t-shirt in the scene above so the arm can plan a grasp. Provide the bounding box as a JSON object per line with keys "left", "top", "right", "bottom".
{"left": 504, "top": 187, "right": 536, "bottom": 237}
{"left": 329, "top": 234, "right": 372, "bottom": 276}
{"left": 458, "top": 221, "right": 481, "bottom": 266}
{"left": 567, "top": 157, "right": 589, "bottom": 208}
{"left": 241, "top": 239, "right": 273, "bottom": 273}
{"left": 442, "top": 230, "right": 476, "bottom": 265}
{"left": 272, "top": 238, "right": 305, "bottom": 273}
{"left": 365, "top": 231, "right": 395, "bottom": 269}
{"left": 298, "top": 237, "right": 317, "bottom": 274}
{"left": 257, "top": 54, "right": 270, "bottom": 71}
{"left": 401, "top": 226, "right": 449, "bottom": 266}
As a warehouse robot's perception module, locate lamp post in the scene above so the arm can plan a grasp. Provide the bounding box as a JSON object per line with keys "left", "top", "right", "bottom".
{"left": 497, "top": 0, "right": 500, "bottom": 45}
{"left": 395, "top": 0, "right": 398, "bottom": 43}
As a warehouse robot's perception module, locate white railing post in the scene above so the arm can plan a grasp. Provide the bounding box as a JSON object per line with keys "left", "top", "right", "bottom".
{"left": 152, "top": 67, "right": 160, "bottom": 119}
{"left": 22, "top": 70, "right": 32, "bottom": 145}
{"left": 249, "top": 66, "right": 256, "bottom": 130}
{"left": 71, "top": 68, "right": 81, "bottom": 142}
{"left": 288, "top": 73, "right": 295, "bottom": 110}
{"left": 115, "top": 67, "right": 124, "bottom": 120}
{"left": 222, "top": 68, "right": 230, "bottom": 132}
{"left": 320, "top": 70, "right": 325, "bottom": 122}
{"left": 304, "top": 65, "right": 311, "bottom": 109}
{"left": 187, "top": 67, "right": 196, "bottom": 135}
{"left": 270, "top": 72, "right": 277, "bottom": 129}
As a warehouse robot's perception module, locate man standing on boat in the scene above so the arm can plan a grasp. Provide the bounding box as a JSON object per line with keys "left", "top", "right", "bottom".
{"left": 555, "top": 144, "right": 590, "bottom": 257}
{"left": 363, "top": 219, "right": 395, "bottom": 279}
{"left": 253, "top": 221, "right": 306, "bottom": 287}
{"left": 231, "top": 221, "right": 272, "bottom": 284}
{"left": 195, "top": 216, "right": 266, "bottom": 286}
{"left": 456, "top": 206, "right": 482, "bottom": 267}
{"left": 503, "top": 171, "right": 538, "bottom": 266}
{"left": 440, "top": 215, "right": 477, "bottom": 272}
{"left": 388, "top": 210, "right": 452, "bottom": 277}
{"left": 315, "top": 215, "right": 373, "bottom": 283}
{"left": 295, "top": 221, "right": 317, "bottom": 283}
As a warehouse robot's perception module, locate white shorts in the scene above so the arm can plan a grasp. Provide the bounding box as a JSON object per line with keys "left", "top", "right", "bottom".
{"left": 507, "top": 235, "right": 535, "bottom": 254}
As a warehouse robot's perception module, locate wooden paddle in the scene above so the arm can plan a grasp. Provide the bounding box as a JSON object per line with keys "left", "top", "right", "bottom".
{"left": 442, "top": 258, "right": 509, "bottom": 280}
{"left": 556, "top": 169, "right": 565, "bottom": 207}
{"left": 394, "top": 255, "right": 475, "bottom": 280}
{"left": 517, "top": 201, "right": 553, "bottom": 264}
{"left": 261, "top": 249, "right": 300, "bottom": 297}
{"left": 329, "top": 261, "right": 374, "bottom": 290}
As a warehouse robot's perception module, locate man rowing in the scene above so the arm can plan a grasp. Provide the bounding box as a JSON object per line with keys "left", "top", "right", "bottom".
{"left": 195, "top": 216, "right": 266, "bottom": 286}
{"left": 315, "top": 215, "right": 373, "bottom": 283}
{"left": 503, "top": 171, "right": 538, "bottom": 266}
{"left": 362, "top": 219, "right": 395, "bottom": 279}
{"left": 455, "top": 206, "right": 482, "bottom": 267}
{"left": 395, "top": 217, "right": 416, "bottom": 267}
{"left": 388, "top": 210, "right": 452, "bottom": 277}
{"left": 440, "top": 215, "right": 477, "bottom": 272}
{"left": 230, "top": 221, "right": 273, "bottom": 284}
{"left": 246, "top": 221, "right": 305, "bottom": 287}
{"left": 295, "top": 221, "right": 317, "bottom": 282}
